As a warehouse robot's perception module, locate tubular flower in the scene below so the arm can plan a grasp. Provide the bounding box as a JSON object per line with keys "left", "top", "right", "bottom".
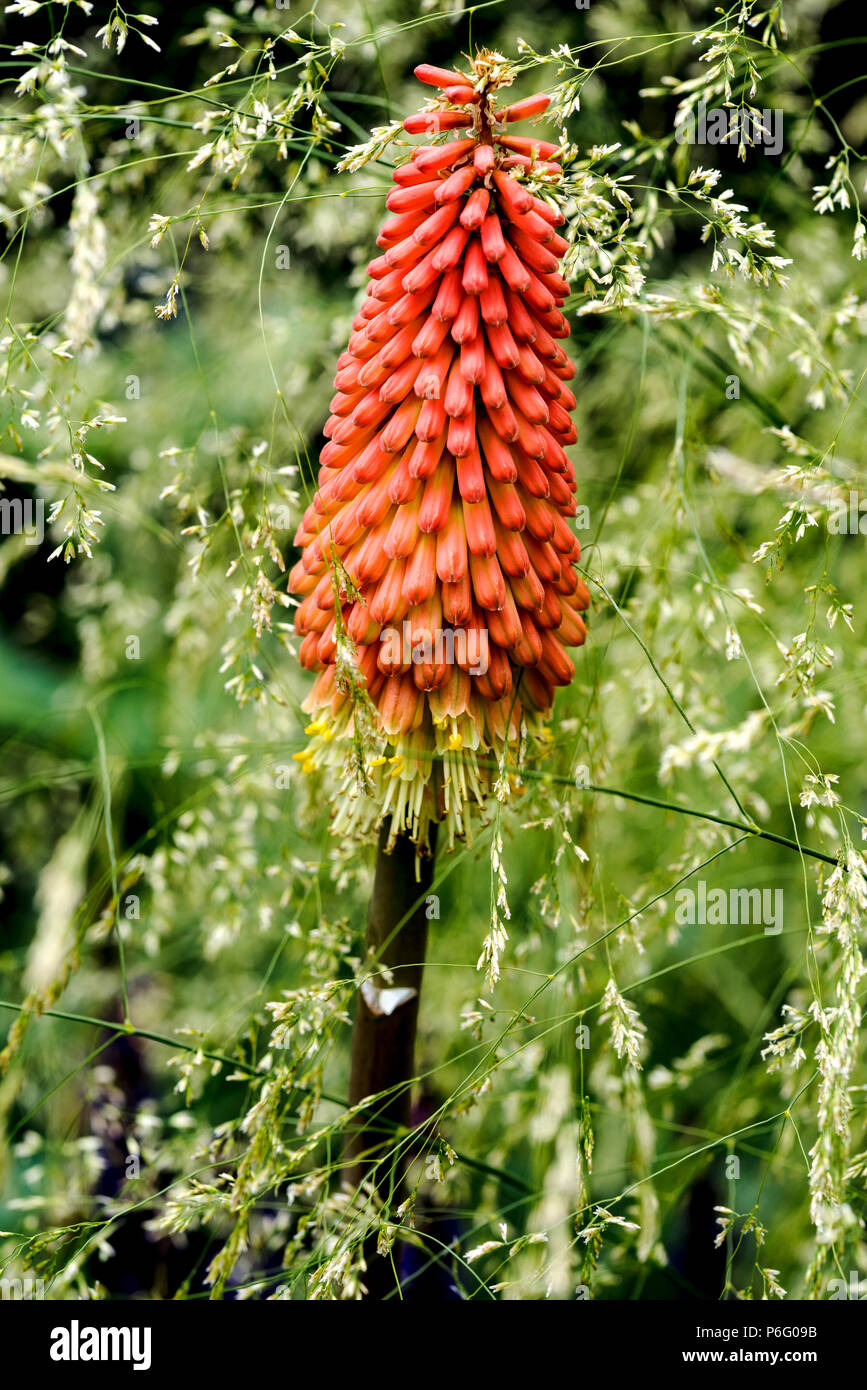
{"left": 289, "top": 54, "right": 589, "bottom": 851}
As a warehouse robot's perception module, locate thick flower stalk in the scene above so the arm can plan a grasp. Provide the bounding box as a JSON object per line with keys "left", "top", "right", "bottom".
{"left": 290, "top": 55, "right": 588, "bottom": 850}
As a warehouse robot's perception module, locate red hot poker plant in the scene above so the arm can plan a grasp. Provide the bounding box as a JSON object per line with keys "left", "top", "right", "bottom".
{"left": 290, "top": 55, "right": 589, "bottom": 853}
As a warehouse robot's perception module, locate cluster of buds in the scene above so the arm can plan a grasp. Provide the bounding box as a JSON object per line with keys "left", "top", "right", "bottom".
{"left": 289, "top": 55, "right": 588, "bottom": 851}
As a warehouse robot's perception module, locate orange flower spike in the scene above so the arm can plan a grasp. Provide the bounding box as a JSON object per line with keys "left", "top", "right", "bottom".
{"left": 289, "top": 54, "right": 588, "bottom": 850}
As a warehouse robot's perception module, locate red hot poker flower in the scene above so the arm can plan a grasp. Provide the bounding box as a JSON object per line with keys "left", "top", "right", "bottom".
{"left": 289, "top": 54, "right": 589, "bottom": 851}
